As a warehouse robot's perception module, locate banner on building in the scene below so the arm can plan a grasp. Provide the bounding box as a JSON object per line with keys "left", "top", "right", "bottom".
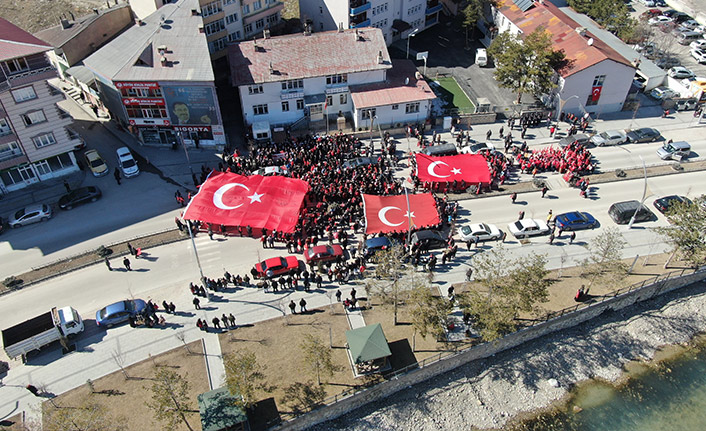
{"left": 162, "top": 85, "right": 218, "bottom": 126}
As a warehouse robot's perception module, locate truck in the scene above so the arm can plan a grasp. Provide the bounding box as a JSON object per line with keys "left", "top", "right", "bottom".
{"left": 2, "top": 306, "right": 84, "bottom": 360}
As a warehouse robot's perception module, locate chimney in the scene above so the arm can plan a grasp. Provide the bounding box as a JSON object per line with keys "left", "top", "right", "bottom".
{"left": 575, "top": 27, "right": 587, "bottom": 37}
{"left": 355, "top": 29, "right": 359, "bottom": 40}
{"left": 93, "top": 7, "right": 99, "bottom": 15}
{"left": 157, "top": 45, "right": 167, "bottom": 54}
{"left": 60, "top": 19, "right": 71, "bottom": 29}
{"left": 269, "top": 62, "right": 274, "bottom": 74}
{"left": 377, "top": 50, "right": 383, "bottom": 64}
{"left": 338, "top": 22, "right": 344, "bottom": 32}
{"left": 191, "top": 9, "right": 199, "bottom": 16}
{"left": 198, "top": 25, "right": 204, "bottom": 33}
{"left": 161, "top": 55, "right": 168, "bottom": 66}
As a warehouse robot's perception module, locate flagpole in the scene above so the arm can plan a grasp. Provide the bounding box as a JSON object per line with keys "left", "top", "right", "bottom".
{"left": 404, "top": 186, "right": 412, "bottom": 250}
{"left": 325, "top": 102, "right": 329, "bottom": 136}
{"left": 186, "top": 221, "right": 210, "bottom": 301}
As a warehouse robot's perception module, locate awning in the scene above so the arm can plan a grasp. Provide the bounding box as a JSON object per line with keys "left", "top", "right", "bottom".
{"left": 304, "top": 93, "right": 326, "bottom": 105}
{"left": 346, "top": 323, "right": 392, "bottom": 364}
{"left": 252, "top": 121, "right": 270, "bottom": 135}
{"left": 392, "top": 19, "right": 412, "bottom": 32}
{"left": 65, "top": 65, "right": 96, "bottom": 85}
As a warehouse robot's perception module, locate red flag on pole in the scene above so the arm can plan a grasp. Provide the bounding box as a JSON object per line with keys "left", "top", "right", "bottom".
{"left": 415, "top": 153, "right": 491, "bottom": 185}
{"left": 363, "top": 193, "right": 439, "bottom": 234}
{"left": 183, "top": 171, "right": 309, "bottom": 233}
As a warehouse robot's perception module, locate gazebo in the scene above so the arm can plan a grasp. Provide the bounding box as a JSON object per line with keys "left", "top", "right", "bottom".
{"left": 198, "top": 387, "right": 249, "bottom": 431}
{"left": 345, "top": 323, "right": 392, "bottom": 375}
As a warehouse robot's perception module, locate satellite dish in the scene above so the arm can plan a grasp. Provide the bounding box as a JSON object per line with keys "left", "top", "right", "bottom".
{"left": 587, "top": 38, "right": 594, "bottom": 46}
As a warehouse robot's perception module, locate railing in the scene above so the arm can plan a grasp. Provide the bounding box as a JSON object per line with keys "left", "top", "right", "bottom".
{"left": 349, "top": 1, "right": 371, "bottom": 16}
{"left": 425, "top": 3, "right": 442, "bottom": 15}
{"left": 0, "top": 149, "right": 24, "bottom": 162}
{"left": 350, "top": 19, "right": 371, "bottom": 28}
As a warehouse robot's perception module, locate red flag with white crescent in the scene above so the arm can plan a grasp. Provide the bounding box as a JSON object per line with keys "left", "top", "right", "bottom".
{"left": 415, "top": 153, "right": 491, "bottom": 184}
{"left": 183, "top": 171, "right": 309, "bottom": 233}
{"left": 591, "top": 86, "right": 602, "bottom": 101}
{"left": 363, "top": 193, "right": 439, "bottom": 234}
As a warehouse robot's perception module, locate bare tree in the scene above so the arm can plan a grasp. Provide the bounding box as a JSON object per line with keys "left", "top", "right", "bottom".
{"left": 39, "top": 394, "right": 126, "bottom": 431}
{"left": 300, "top": 333, "right": 340, "bottom": 385}
{"left": 580, "top": 227, "right": 628, "bottom": 289}
{"left": 223, "top": 350, "right": 274, "bottom": 410}
{"left": 282, "top": 381, "right": 327, "bottom": 414}
{"left": 110, "top": 342, "right": 129, "bottom": 380}
{"left": 174, "top": 331, "right": 193, "bottom": 355}
{"left": 146, "top": 368, "right": 194, "bottom": 431}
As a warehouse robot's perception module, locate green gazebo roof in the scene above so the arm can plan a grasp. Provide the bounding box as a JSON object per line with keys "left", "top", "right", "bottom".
{"left": 345, "top": 323, "right": 392, "bottom": 364}
{"left": 198, "top": 387, "right": 248, "bottom": 431}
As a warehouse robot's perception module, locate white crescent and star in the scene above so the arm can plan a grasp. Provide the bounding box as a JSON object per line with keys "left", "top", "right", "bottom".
{"left": 427, "top": 161, "right": 450, "bottom": 178}
{"left": 378, "top": 206, "right": 416, "bottom": 227}
{"left": 213, "top": 183, "right": 265, "bottom": 210}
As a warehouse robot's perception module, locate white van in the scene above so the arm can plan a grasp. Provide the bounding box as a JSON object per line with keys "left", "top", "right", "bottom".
{"left": 476, "top": 48, "right": 488, "bottom": 67}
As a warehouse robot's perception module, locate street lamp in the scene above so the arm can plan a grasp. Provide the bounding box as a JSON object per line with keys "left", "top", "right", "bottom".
{"left": 556, "top": 94, "right": 579, "bottom": 122}
{"left": 370, "top": 115, "right": 377, "bottom": 151}
{"left": 406, "top": 28, "right": 419, "bottom": 59}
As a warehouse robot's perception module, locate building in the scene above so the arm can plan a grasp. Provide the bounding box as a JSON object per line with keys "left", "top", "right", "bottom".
{"left": 0, "top": 18, "right": 83, "bottom": 193}
{"left": 229, "top": 27, "right": 436, "bottom": 139}
{"left": 492, "top": 0, "right": 636, "bottom": 117}
{"left": 83, "top": 0, "right": 226, "bottom": 147}
{"left": 299, "top": 0, "right": 442, "bottom": 46}
{"left": 130, "top": 0, "right": 285, "bottom": 60}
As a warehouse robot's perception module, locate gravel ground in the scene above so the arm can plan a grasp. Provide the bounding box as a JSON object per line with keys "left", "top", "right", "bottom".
{"left": 312, "top": 280, "right": 706, "bottom": 431}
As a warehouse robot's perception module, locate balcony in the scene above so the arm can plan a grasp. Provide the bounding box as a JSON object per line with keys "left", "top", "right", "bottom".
{"left": 0, "top": 148, "right": 24, "bottom": 163}
{"left": 425, "top": 2, "right": 442, "bottom": 15}
{"left": 350, "top": 19, "right": 371, "bottom": 28}
{"left": 349, "top": 1, "right": 371, "bottom": 16}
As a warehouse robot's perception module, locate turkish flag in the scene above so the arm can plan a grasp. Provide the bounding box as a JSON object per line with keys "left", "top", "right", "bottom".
{"left": 591, "top": 86, "right": 602, "bottom": 101}
{"left": 415, "top": 153, "right": 491, "bottom": 184}
{"left": 363, "top": 193, "right": 439, "bottom": 234}
{"left": 183, "top": 171, "right": 309, "bottom": 233}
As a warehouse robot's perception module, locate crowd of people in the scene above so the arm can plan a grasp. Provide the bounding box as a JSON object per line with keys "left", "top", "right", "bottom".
{"left": 514, "top": 140, "right": 595, "bottom": 176}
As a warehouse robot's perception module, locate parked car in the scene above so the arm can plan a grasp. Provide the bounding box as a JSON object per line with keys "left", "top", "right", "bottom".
{"left": 252, "top": 166, "right": 288, "bottom": 176}
{"left": 558, "top": 133, "right": 591, "bottom": 148}
{"left": 609, "top": 201, "right": 655, "bottom": 224}
{"left": 342, "top": 157, "right": 376, "bottom": 169}
{"left": 657, "top": 140, "right": 691, "bottom": 160}
{"left": 303, "top": 245, "right": 344, "bottom": 265}
{"left": 589, "top": 130, "right": 627, "bottom": 147}
{"left": 83, "top": 150, "right": 108, "bottom": 177}
{"left": 475, "top": 48, "right": 488, "bottom": 67}
{"left": 116, "top": 146, "right": 139, "bottom": 178}
{"left": 668, "top": 66, "right": 695, "bottom": 79}
{"left": 648, "top": 16, "right": 674, "bottom": 25}
{"left": 690, "top": 39, "right": 706, "bottom": 50}
{"left": 363, "top": 236, "right": 395, "bottom": 258}
{"left": 252, "top": 256, "right": 300, "bottom": 278}
{"left": 410, "top": 230, "right": 448, "bottom": 250}
{"left": 680, "top": 20, "right": 700, "bottom": 29}
{"left": 670, "top": 97, "right": 699, "bottom": 111}
{"left": 632, "top": 74, "right": 647, "bottom": 90}
{"left": 8, "top": 204, "right": 52, "bottom": 228}
{"left": 625, "top": 128, "right": 661, "bottom": 143}
{"left": 691, "top": 48, "right": 706, "bottom": 63}
{"left": 640, "top": 9, "right": 662, "bottom": 19}
{"left": 655, "top": 57, "right": 681, "bottom": 69}
{"left": 653, "top": 195, "right": 692, "bottom": 214}
{"left": 507, "top": 219, "right": 550, "bottom": 238}
{"left": 58, "top": 186, "right": 102, "bottom": 210}
{"left": 458, "top": 223, "right": 501, "bottom": 242}
{"left": 554, "top": 211, "right": 598, "bottom": 231}
{"left": 462, "top": 142, "right": 496, "bottom": 154}
{"left": 650, "top": 86, "right": 678, "bottom": 100}
{"left": 96, "top": 299, "right": 147, "bottom": 327}
{"left": 641, "top": 0, "right": 656, "bottom": 7}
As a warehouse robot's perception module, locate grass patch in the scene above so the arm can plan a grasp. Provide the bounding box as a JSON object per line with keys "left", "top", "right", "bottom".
{"left": 432, "top": 76, "right": 476, "bottom": 114}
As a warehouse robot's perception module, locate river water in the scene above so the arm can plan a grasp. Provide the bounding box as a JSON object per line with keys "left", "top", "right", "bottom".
{"left": 512, "top": 342, "right": 706, "bottom": 431}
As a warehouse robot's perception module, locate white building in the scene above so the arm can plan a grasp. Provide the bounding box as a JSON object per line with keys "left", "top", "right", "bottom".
{"left": 299, "top": 0, "right": 441, "bottom": 46}
{"left": 493, "top": 0, "right": 636, "bottom": 117}
{"left": 229, "top": 27, "right": 436, "bottom": 139}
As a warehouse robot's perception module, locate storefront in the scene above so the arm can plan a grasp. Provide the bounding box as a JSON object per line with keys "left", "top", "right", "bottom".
{"left": 0, "top": 151, "right": 78, "bottom": 192}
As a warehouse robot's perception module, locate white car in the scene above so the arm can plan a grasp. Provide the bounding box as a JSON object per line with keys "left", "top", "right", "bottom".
{"left": 668, "top": 66, "right": 695, "bottom": 79}
{"left": 508, "top": 219, "right": 550, "bottom": 238}
{"left": 116, "top": 146, "right": 139, "bottom": 178}
{"left": 690, "top": 39, "right": 706, "bottom": 50}
{"left": 589, "top": 130, "right": 627, "bottom": 147}
{"left": 681, "top": 20, "right": 700, "bottom": 30}
{"left": 649, "top": 86, "right": 678, "bottom": 100}
{"left": 648, "top": 16, "right": 674, "bottom": 25}
{"left": 458, "top": 223, "right": 502, "bottom": 242}
{"left": 252, "top": 166, "right": 288, "bottom": 176}
{"left": 461, "top": 142, "right": 496, "bottom": 154}
{"left": 691, "top": 48, "right": 706, "bottom": 63}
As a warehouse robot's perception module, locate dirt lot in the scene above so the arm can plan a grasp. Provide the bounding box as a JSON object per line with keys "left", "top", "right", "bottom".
{"left": 0, "top": 0, "right": 106, "bottom": 33}
{"left": 42, "top": 341, "right": 208, "bottom": 431}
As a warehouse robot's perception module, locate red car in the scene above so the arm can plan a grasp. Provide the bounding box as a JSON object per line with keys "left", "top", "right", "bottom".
{"left": 253, "top": 256, "right": 300, "bottom": 278}
{"left": 304, "top": 245, "right": 344, "bottom": 264}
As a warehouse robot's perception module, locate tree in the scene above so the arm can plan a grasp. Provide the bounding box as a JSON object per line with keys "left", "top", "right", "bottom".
{"left": 42, "top": 396, "right": 125, "bottom": 431}
{"left": 223, "top": 350, "right": 273, "bottom": 410}
{"left": 461, "top": 0, "right": 482, "bottom": 47}
{"left": 567, "top": 0, "right": 635, "bottom": 42}
{"left": 488, "top": 27, "right": 565, "bottom": 104}
{"left": 409, "top": 286, "right": 454, "bottom": 348}
{"left": 146, "top": 368, "right": 194, "bottom": 431}
{"left": 300, "top": 333, "right": 339, "bottom": 385}
{"left": 580, "top": 227, "right": 628, "bottom": 289}
{"left": 281, "top": 381, "right": 327, "bottom": 414}
{"left": 656, "top": 196, "right": 706, "bottom": 268}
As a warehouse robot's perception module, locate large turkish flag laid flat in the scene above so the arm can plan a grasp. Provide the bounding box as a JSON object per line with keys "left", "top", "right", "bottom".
{"left": 183, "top": 171, "right": 309, "bottom": 233}
{"left": 415, "top": 153, "right": 491, "bottom": 184}
{"left": 363, "top": 193, "right": 439, "bottom": 234}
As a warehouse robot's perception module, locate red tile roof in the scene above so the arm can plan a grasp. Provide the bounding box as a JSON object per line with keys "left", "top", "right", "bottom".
{"left": 350, "top": 60, "right": 436, "bottom": 109}
{"left": 497, "top": 0, "right": 633, "bottom": 77}
{"left": 0, "top": 18, "right": 51, "bottom": 61}
{"left": 229, "top": 28, "right": 391, "bottom": 86}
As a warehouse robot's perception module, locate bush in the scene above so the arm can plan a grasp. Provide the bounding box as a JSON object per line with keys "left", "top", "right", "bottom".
{"left": 96, "top": 245, "right": 113, "bottom": 257}
{"left": 532, "top": 179, "right": 547, "bottom": 188}
{"left": 3, "top": 276, "right": 22, "bottom": 289}
{"left": 615, "top": 169, "right": 627, "bottom": 178}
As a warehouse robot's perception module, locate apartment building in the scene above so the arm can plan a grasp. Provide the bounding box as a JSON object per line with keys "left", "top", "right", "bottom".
{"left": 299, "top": 0, "right": 442, "bottom": 45}
{"left": 130, "top": 0, "right": 284, "bottom": 60}
{"left": 0, "top": 18, "right": 82, "bottom": 193}
{"left": 229, "top": 27, "right": 436, "bottom": 139}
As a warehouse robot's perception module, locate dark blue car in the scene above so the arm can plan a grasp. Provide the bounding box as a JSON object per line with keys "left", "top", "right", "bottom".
{"left": 96, "top": 299, "right": 147, "bottom": 327}
{"left": 363, "top": 237, "right": 395, "bottom": 258}
{"left": 554, "top": 211, "right": 598, "bottom": 231}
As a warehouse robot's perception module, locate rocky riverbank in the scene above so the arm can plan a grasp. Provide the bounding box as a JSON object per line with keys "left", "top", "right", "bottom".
{"left": 312, "top": 280, "right": 706, "bottom": 431}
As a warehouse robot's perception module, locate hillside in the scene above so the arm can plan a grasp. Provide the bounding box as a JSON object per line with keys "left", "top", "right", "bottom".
{"left": 0, "top": 0, "right": 106, "bottom": 34}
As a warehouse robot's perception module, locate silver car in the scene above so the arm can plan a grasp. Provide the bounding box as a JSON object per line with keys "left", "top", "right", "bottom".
{"left": 589, "top": 130, "right": 627, "bottom": 147}
{"left": 8, "top": 204, "right": 53, "bottom": 228}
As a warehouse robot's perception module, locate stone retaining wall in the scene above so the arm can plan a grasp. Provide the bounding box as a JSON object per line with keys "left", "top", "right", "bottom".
{"left": 273, "top": 268, "right": 706, "bottom": 431}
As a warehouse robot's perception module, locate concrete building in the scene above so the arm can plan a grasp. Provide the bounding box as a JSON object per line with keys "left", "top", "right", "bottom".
{"left": 0, "top": 18, "right": 83, "bottom": 193}
{"left": 229, "top": 27, "right": 436, "bottom": 139}
{"left": 299, "top": 0, "right": 441, "bottom": 46}
{"left": 84, "top": 0, "right": 226, "bottom": 147}
{"left": 130, "top": 0, "right": 284, "bottom": 60}
{"left": 493, "top": 0, "right": 636, "bottom": 117}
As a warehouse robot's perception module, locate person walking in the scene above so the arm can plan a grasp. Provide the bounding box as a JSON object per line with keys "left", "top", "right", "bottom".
{"left": 105, "top": 257, "right": 112, "bottom": 271}
{"left": 169, "top": 302, "right": 176, "bottom": 313}
{"left": 288, "top": 300, "right": 297, "bottom": 314}
{"left": 208, "top": 226, "right": 214, "bottom": 240}
{"left": 228, "top": 313, "right": 236, "bottom": 328}
{"left": 123, "top": 257, "right": 131, "bottom": 271}
{"left": 549, "top": 125, "right": 555, "bottom": 137}
{"left": 299, "top": 298, "right": 307, "bottom": 313}
{"left": 350, "top": 288, "right": 357, "bottom": 301}
{"left": 336, "top": 289, "right": 342, "bottom": 302}
{"left": 212, "top": 317, "right": 221, "bottom": 329}
{"left": 541, "top": 186, "right": 548, "bottom": 198}
{"left": 486, "top": 130, "right": 492, "bottom": 140}
{"left": 510, "top": 192, "right": 517, "bottom": 203}
{"left": 548, "top": 233, "right": 555, "bottom": 244}
{"left": 193, "top": 297, "right": 201, "bottom": 310}
{"left": 221, "top": 314, "right": 229, "bottom": 329}
{"left": 547, "top": 209, "right": 553, "bottom": 224}
{"left": 114, "top": 168, "right": 121, "bottom": 185}
{"left": 569, "top": 231, "right": 576, "bottom": 244}
{"left": 501, "top": 231, "right": 507, "bottom": 243}
{"left": 26, "top": 385, "right": 40, "bottom": 396}
{"left": 466, "top": 267, "right": 474, "bottom": 281}
{"left": 518, "top": 211, "right": 525, "bottom": 220}
{"left": 127, "top": 242, "right": 135, "bottom": 257}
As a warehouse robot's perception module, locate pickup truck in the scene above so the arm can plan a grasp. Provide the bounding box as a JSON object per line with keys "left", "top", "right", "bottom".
{"left": 2, "top": 306, "right": 84, "bottom": 360}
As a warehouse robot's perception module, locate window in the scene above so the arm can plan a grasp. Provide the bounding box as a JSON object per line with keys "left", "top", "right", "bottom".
{"left": 11, "top": 86, "right": 37, "bottom": 103}
{"left": 32, "top": 132, "right": 56, "bottom": 148}
{"left": 34, "top": 160, "right": 51, "bottom": 176}
{"left": 256, "top": 18, "right": 264, "bottom": 29}
{"left": 281, "top": 79, "right": 304, "bottom": 90}
{"left": 296, "top": 99, "right": 304, "bottom": 110}
{"left": 201, "top": 1, "right": 223, "bottom": 17}
{"left": 267, "top": 13, "right": 278, "bottom": 25}
{"left": 362, "top": 108, "right": 376, "bottom": 119}
{"left": 208, "top": 37, "right": 227, "bottom": 53}
{"left": 253, "top": 0, "right": 262, "bottom": 10}
{"left": 405, "top": 102, "right": 420, "bottom": 113}
{"left": 319, "top": 6, "right": 323, "bottom": 13}
{"left": 585, "top": 94, "right": 598, "bottom": 107}
{"left": 242, "top": 3, "right": 250, "bottom": 14}
{"left": 339, "top": 93, "right": 348, "bottom": 104}
{"left": 320, "top": 23, "right": 324, "bottom": 31}
{"left": 0, "top": 118, "right": 11, "bottom": 135}
{"left": 326, "top": 95, "right": 333, "bottom": 106}
{"left": 282, "top": 101, "right": 289, "bottom": 112}
{"left": 0, "top": 142, "right": 21, "bottom": 160}
{"left": 225, "top": 13, "right": 238, "bottom": 24}
{"left": 205, "top": 19, "right": 226, "bottom": 35}
{"left": 248, "top": 84, "right": 264, "bottom": 94}
{"left": 392, "top": 104, "right": 399, "bottom": 110}
{"left": 227, "top": 31, "right": 241, "bottom": 42}
{"left": 253, "top": 104, "right": 268, "bottom": 115}
{"left": 326, "top": 74, "right": 347, "bottom": 85}
{"left": 4, "top": 57, "right": 29, "bottom": 75}
{"left": 21, "top": 110, "right": 46, "bottom": 126}
{"left": 592, "top": 75, "right": 606, "bottom": 87}
{"left": 223, "top": 0, "right": 237, "bottom": 4}
{"left": 244, "top": 23, "right": 253, "bottom": 33}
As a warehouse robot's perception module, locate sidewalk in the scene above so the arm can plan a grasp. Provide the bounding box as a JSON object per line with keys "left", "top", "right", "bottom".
{"left": 202, "top": 334, "right": 226, "bottom": 390}
{"left": 0, "top": 169, "right": 86, "bottom": 219}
